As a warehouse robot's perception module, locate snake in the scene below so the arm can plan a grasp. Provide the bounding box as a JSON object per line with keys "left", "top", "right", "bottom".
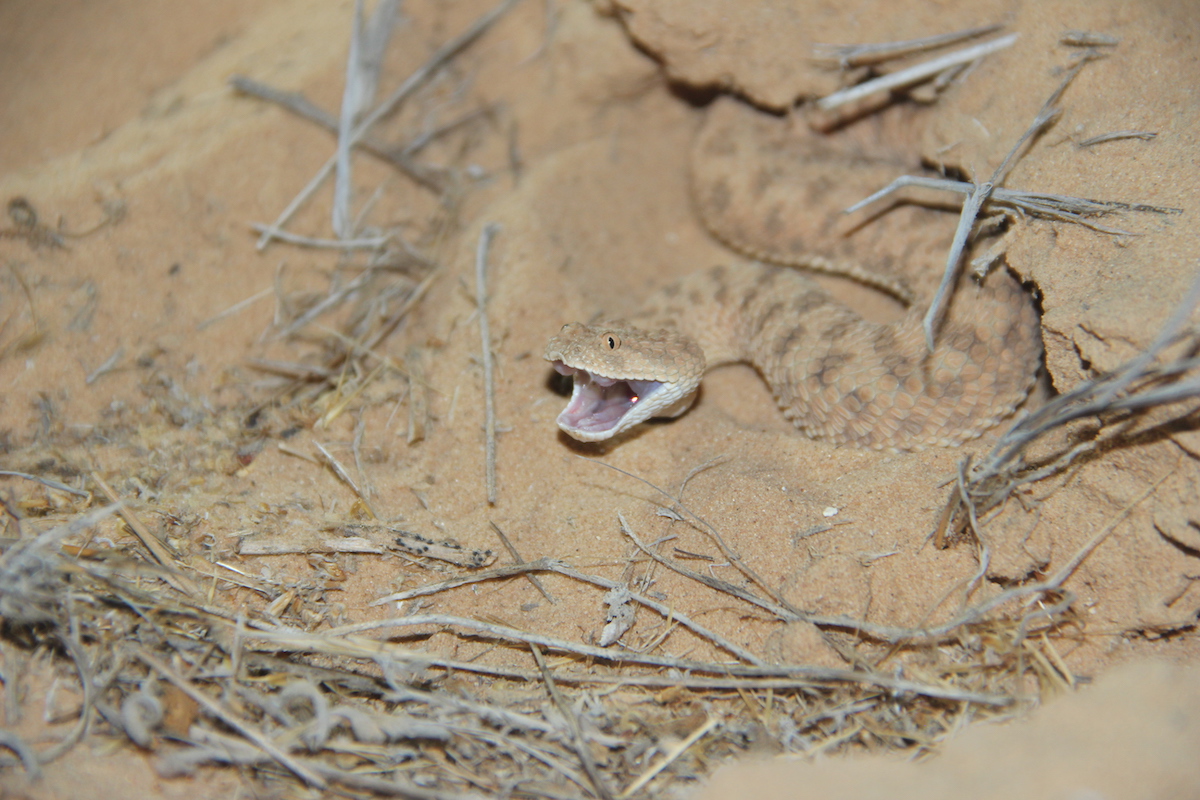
{"left": 543, "top": 100, "right": 1042, "bottom": 451}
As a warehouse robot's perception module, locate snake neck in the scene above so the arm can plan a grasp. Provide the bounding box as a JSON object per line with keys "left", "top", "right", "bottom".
{"left": 636, "top": 263, "right": 842, "bottom": 369}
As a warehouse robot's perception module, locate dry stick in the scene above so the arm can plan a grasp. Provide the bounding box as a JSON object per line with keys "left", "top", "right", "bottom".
{"left": 1078, "top": 130, "right": 1157, "bottom": 147}
{"left": 814, "top": 22, "right": 1004, "bottom": 67}
{"left": 530, "top": 644, "right": 615, "bottom": 800}
{"left": 334, "top": 0, "right": 366, "bottom": 239}
{"left": 448, "top": 731, "right": 593, "bottom": 798}
{"left": 255, "top": 0, "right": 520, "bottom": 249}
{"left": 84, "top": 346, "right": 123, "bottom": 385}
{"left": 618, "top": 513, "right": 796, "bottom": 620}
{"left": 332, "top": 0, "right": 399, "bottom": 239}
{"left": 370, "top": 555, "right": 763, "bottom": 665}
{"left": 319, "top": 614, "right": 1005, "bottom": 703}
{"left": 0, "top": 731, "right": 40, "bottom": 779}
{"left": 312, "top": 441, "right": 374, "bottom": 517}
{"left": 137, "top": 650, "right": 327, "bottom": 789}
{"left": 476, "top": 223, "right": 501, "bottom": 505}
{"left": 0, "top": 469, "right": 89, "bottom": 497}
{"left": 1061, "top": 30, "right": 1120, "bottom": 48}
{"left": 586, "top": 458, "right": 800, "bottom": 615}
{"left": 919, "top": 56, "right": 1092, "bottom": 349}
{"left": 622, "top": 505, "right": 1074, "bottom": 647}
{"left": 1041, "top": 468, "right": 1173, "bottom": 593}
{"left": 229, "top": 618, "right": 1004, "bottom": 702}
{"left": 34, "top": 603, "right": 104, "bottom": 766}
{"left": 816, "top": 33, "right": 1017, "bottom": 112}
{"left": 92, "top": 474, "right": 199, "bottom": 598}
{"left": 272, "top": 259, "right": 386, "bottom": 339}
{"left": 848, "top": 177, "right": 1178, "bottom": 238}
{"left": 618, "top": 715, "right": 719, "bottom": 799}
{"left": 229, "top": 76, "right": 442, "bottom": 192}
{"left": 388, "top": 683, "right": 562, "bottom": 737}
{"left": 974, "top": 269, "right": 1200, "bottom": 487}
{"left": 0, "top": 603, "right": 113, "bottom": 774}
{"left": 196, "top": 286, "right": 273, "bottom": 331}
{"left": 489, "top": 521, "right": 556, "bottom": 603}
{"left": 248, "top": 225, "right": 390, "bottom": 250}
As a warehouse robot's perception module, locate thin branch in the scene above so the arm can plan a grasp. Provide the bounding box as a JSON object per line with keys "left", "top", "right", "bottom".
{"left": 248, "top": 225, "right": 390, "bottom": 250}
{"left": 583, "top": 458, "right": 801, "bottom": 615}
{"left": 0, "top": 470, "right": 89, "bottom": 497}
{"left": 530, "top": 644, "right": 615, "bottom": 800}
{"left": 489, "top": 521, "right": 556, "bottom": 603}
{"left": 476, "top": 223, "right": 501, "bottom": 504}
{"left": 137, "top": 650, "right": 327, "bottom": 789}
{"left": 814, "top": 23, "right": 1005, "bottom": 68}
{"left": 255, "top": 0, "right": 520, "bottom": 249}
{"left": 229, "top": 75, "right": 444, "bottom": 191}
{"left": 618, "top": 714, "right": 719, "bottom": 798}
{"left": 1078, "top": 130, "right": 1156, "bottom": 147}
{"left": 817, "top": 34, "right": 1017, "bottom": 112}
{"left": 370, "top": 555, "right": 764, "bottom": 665}
{"left": 321, "top": 613, "right": 1010, "bottom": 703}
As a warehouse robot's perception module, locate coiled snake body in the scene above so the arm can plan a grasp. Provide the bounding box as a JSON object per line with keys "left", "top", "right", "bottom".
{"left": 545, "top": 100, "right": 1042, "bottom": 451}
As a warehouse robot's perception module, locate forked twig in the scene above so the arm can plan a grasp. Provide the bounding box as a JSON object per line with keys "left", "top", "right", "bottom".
{"left": 255, "top": 0, "right": 520, "bottom": 249}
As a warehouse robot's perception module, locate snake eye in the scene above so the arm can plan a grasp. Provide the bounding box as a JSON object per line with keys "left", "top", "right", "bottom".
{"left": 604, "top": 333, "right": 620, "bottom": 350}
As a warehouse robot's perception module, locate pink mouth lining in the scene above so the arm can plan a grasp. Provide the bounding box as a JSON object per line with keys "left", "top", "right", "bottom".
{"left": 552, "top": 362, "right": 662, "bottom": 433}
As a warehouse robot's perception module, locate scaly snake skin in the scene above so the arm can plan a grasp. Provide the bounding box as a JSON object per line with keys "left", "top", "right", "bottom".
{"left": 545, "top": 101, "right": 1042, "bottom": 451}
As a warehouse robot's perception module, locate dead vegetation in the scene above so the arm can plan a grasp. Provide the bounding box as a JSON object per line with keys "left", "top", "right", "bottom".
{"left": 1, "top": 6, "right": 1198, "bottom": 799}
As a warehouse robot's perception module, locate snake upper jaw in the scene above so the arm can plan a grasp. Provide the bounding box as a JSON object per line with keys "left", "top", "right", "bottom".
{"left": 549, "top": 362, "right": 672, "bottom": 443}
{"left": 549, "top": 361, "right": 677, "bottom": 442}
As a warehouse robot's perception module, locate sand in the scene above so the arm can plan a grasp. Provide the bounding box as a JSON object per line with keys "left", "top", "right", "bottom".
{"left": 2, "top": 1, "right": 1199, "bottom": 797}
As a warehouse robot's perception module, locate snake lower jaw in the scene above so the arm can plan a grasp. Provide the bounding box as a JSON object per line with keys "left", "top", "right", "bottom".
{"left": 551, "top": 361, "right": 679, "bottom": 442}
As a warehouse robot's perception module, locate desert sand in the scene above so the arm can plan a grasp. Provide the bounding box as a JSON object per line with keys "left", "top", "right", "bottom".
{"left": 2, "top": 1, "right": 1199, "bottom": 797}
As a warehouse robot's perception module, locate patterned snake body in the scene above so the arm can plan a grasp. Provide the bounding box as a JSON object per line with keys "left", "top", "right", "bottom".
{"left": 545, "top": 99, "right": 1042, "bottom": 450}
{"left": 545, "top": 263, "right": 1039, "bottom": 450}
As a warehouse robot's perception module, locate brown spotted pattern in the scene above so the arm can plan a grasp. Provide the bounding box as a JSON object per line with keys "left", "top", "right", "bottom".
{"left": 544, "top": 322, "right": 705, "bottom": 387}
{"left": 546, "top": 97, "right": 1043, "bottom": 450}
{"left": 629, "top": 262, "right": 1039, "bottom": 450}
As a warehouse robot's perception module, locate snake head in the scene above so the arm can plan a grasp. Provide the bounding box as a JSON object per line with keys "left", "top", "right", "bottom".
{"left": 544, "top": 321, "right": 705, "bottom": 442}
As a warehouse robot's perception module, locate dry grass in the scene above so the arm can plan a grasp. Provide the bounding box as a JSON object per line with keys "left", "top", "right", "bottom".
{"left": 1, "top": 10, "right": 1195, "bottom": 800}
{"left": 0, "top": 459, "right": 1088, "bottom": 797}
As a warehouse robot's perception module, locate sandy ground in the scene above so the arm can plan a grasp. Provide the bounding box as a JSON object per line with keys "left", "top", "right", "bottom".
{"left": 2, "top": 0, "right": 1200, "bottom": 797}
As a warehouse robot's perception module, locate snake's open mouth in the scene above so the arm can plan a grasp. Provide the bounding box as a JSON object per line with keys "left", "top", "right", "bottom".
{"left": 551, "top": 361, "right": 662, "bottom": 438}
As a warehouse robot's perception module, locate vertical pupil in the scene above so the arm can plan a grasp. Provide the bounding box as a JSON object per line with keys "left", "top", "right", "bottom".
{"left": 608, "top": 337, "right": 615, "bottom": 349}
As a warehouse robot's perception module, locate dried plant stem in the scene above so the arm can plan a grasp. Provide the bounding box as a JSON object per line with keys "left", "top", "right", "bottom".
{"left": 814, "top": 23, "right": 1004, "bottom": 68}
{"left": 1078, "top": 130, "right": 1156, "bottom": 147}
{"left": 318, "top": 614, "right": 1007, "bottom": 703}
{"left": 92, "top": 474, "right": 200, "bottom": 598}
{"left": 531, "top": 644, "right": 615, "bottom": 800}
{"left": 137, "top": 650, "right": 327, "bottom": 788}
{"left": 255, "top": 0, "right": 520, "bottom": 249}
{"left": 371, "top": 555, "right": 763, "bottom": 665}
{"left": 817, "top": 33, "right": 1017, "bottom": 111}
{"left": 0, "top": 470, "right": 89, "bottom": 497}
{"left": 1041, "top": 468, "right": 1172, "bottom": 591}
{"left": 586, "top": 458, "right": 800, "bottom": 615}
{"left": 229, "top": 76, "right": 443, "bottom": 191}
{"left": 476, "top": 223, "right": 501, "bottom": 504}
{"left": 489, "top": 521, "right": 556, "bottom": 603}
{"left": 619, "top": 714, "right": 719, "bottom": 798}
